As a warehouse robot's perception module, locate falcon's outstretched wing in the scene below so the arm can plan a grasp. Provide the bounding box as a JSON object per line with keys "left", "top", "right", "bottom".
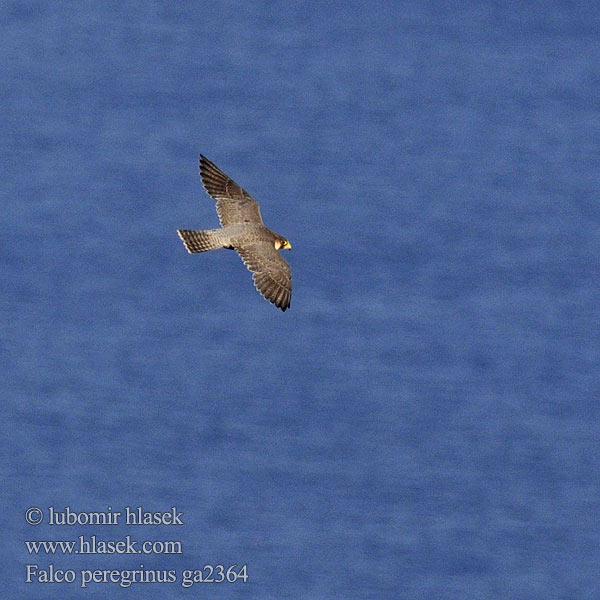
{"left": 199, "top": 155, "right": 264, "bottom": 227}
{"left": 234, "top": 243, "right": 292, "bottom": 311}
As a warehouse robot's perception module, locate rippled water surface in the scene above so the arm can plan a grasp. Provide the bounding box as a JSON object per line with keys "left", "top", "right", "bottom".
{"left": 2, "top": 2, "right": 599, "bottom": 598}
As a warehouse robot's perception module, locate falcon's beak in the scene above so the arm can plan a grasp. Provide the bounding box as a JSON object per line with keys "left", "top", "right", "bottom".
{"left": 284, "top": 241, "right": 292, "bottom": 250}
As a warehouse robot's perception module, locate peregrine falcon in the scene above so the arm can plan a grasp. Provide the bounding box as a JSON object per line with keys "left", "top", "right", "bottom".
{"left": 177, "top": 155, "right": 292, "bottom": 311}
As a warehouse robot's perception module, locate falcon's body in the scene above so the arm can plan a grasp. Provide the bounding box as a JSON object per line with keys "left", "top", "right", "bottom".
{"left": 177, "top": 155, "right": 292, "bottom": 311}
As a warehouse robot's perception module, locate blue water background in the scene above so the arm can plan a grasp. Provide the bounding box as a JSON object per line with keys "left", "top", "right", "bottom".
{"left": 2, "top": 1, "right": 599, "bottom": 598}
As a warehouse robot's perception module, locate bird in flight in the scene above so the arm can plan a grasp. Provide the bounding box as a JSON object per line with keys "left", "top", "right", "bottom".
{"left": 178, "top": 155, "right": 292, "bottom": 311}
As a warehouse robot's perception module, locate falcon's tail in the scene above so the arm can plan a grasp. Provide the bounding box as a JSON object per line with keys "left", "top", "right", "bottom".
{"left": 177, "top": 229, "right": 225, "bottom": 253}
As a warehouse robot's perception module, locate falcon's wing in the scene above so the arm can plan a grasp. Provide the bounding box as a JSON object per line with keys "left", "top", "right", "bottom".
{"left": 199, "top": 155, "right": 264, "bottom": 227}
{"left": 235, "top": 243, "right": 292, "bottom": 311}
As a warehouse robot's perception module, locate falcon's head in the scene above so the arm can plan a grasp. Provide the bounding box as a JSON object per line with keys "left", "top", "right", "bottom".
{"left": 275, "top": 237, "right": 292, "bottom": 251}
